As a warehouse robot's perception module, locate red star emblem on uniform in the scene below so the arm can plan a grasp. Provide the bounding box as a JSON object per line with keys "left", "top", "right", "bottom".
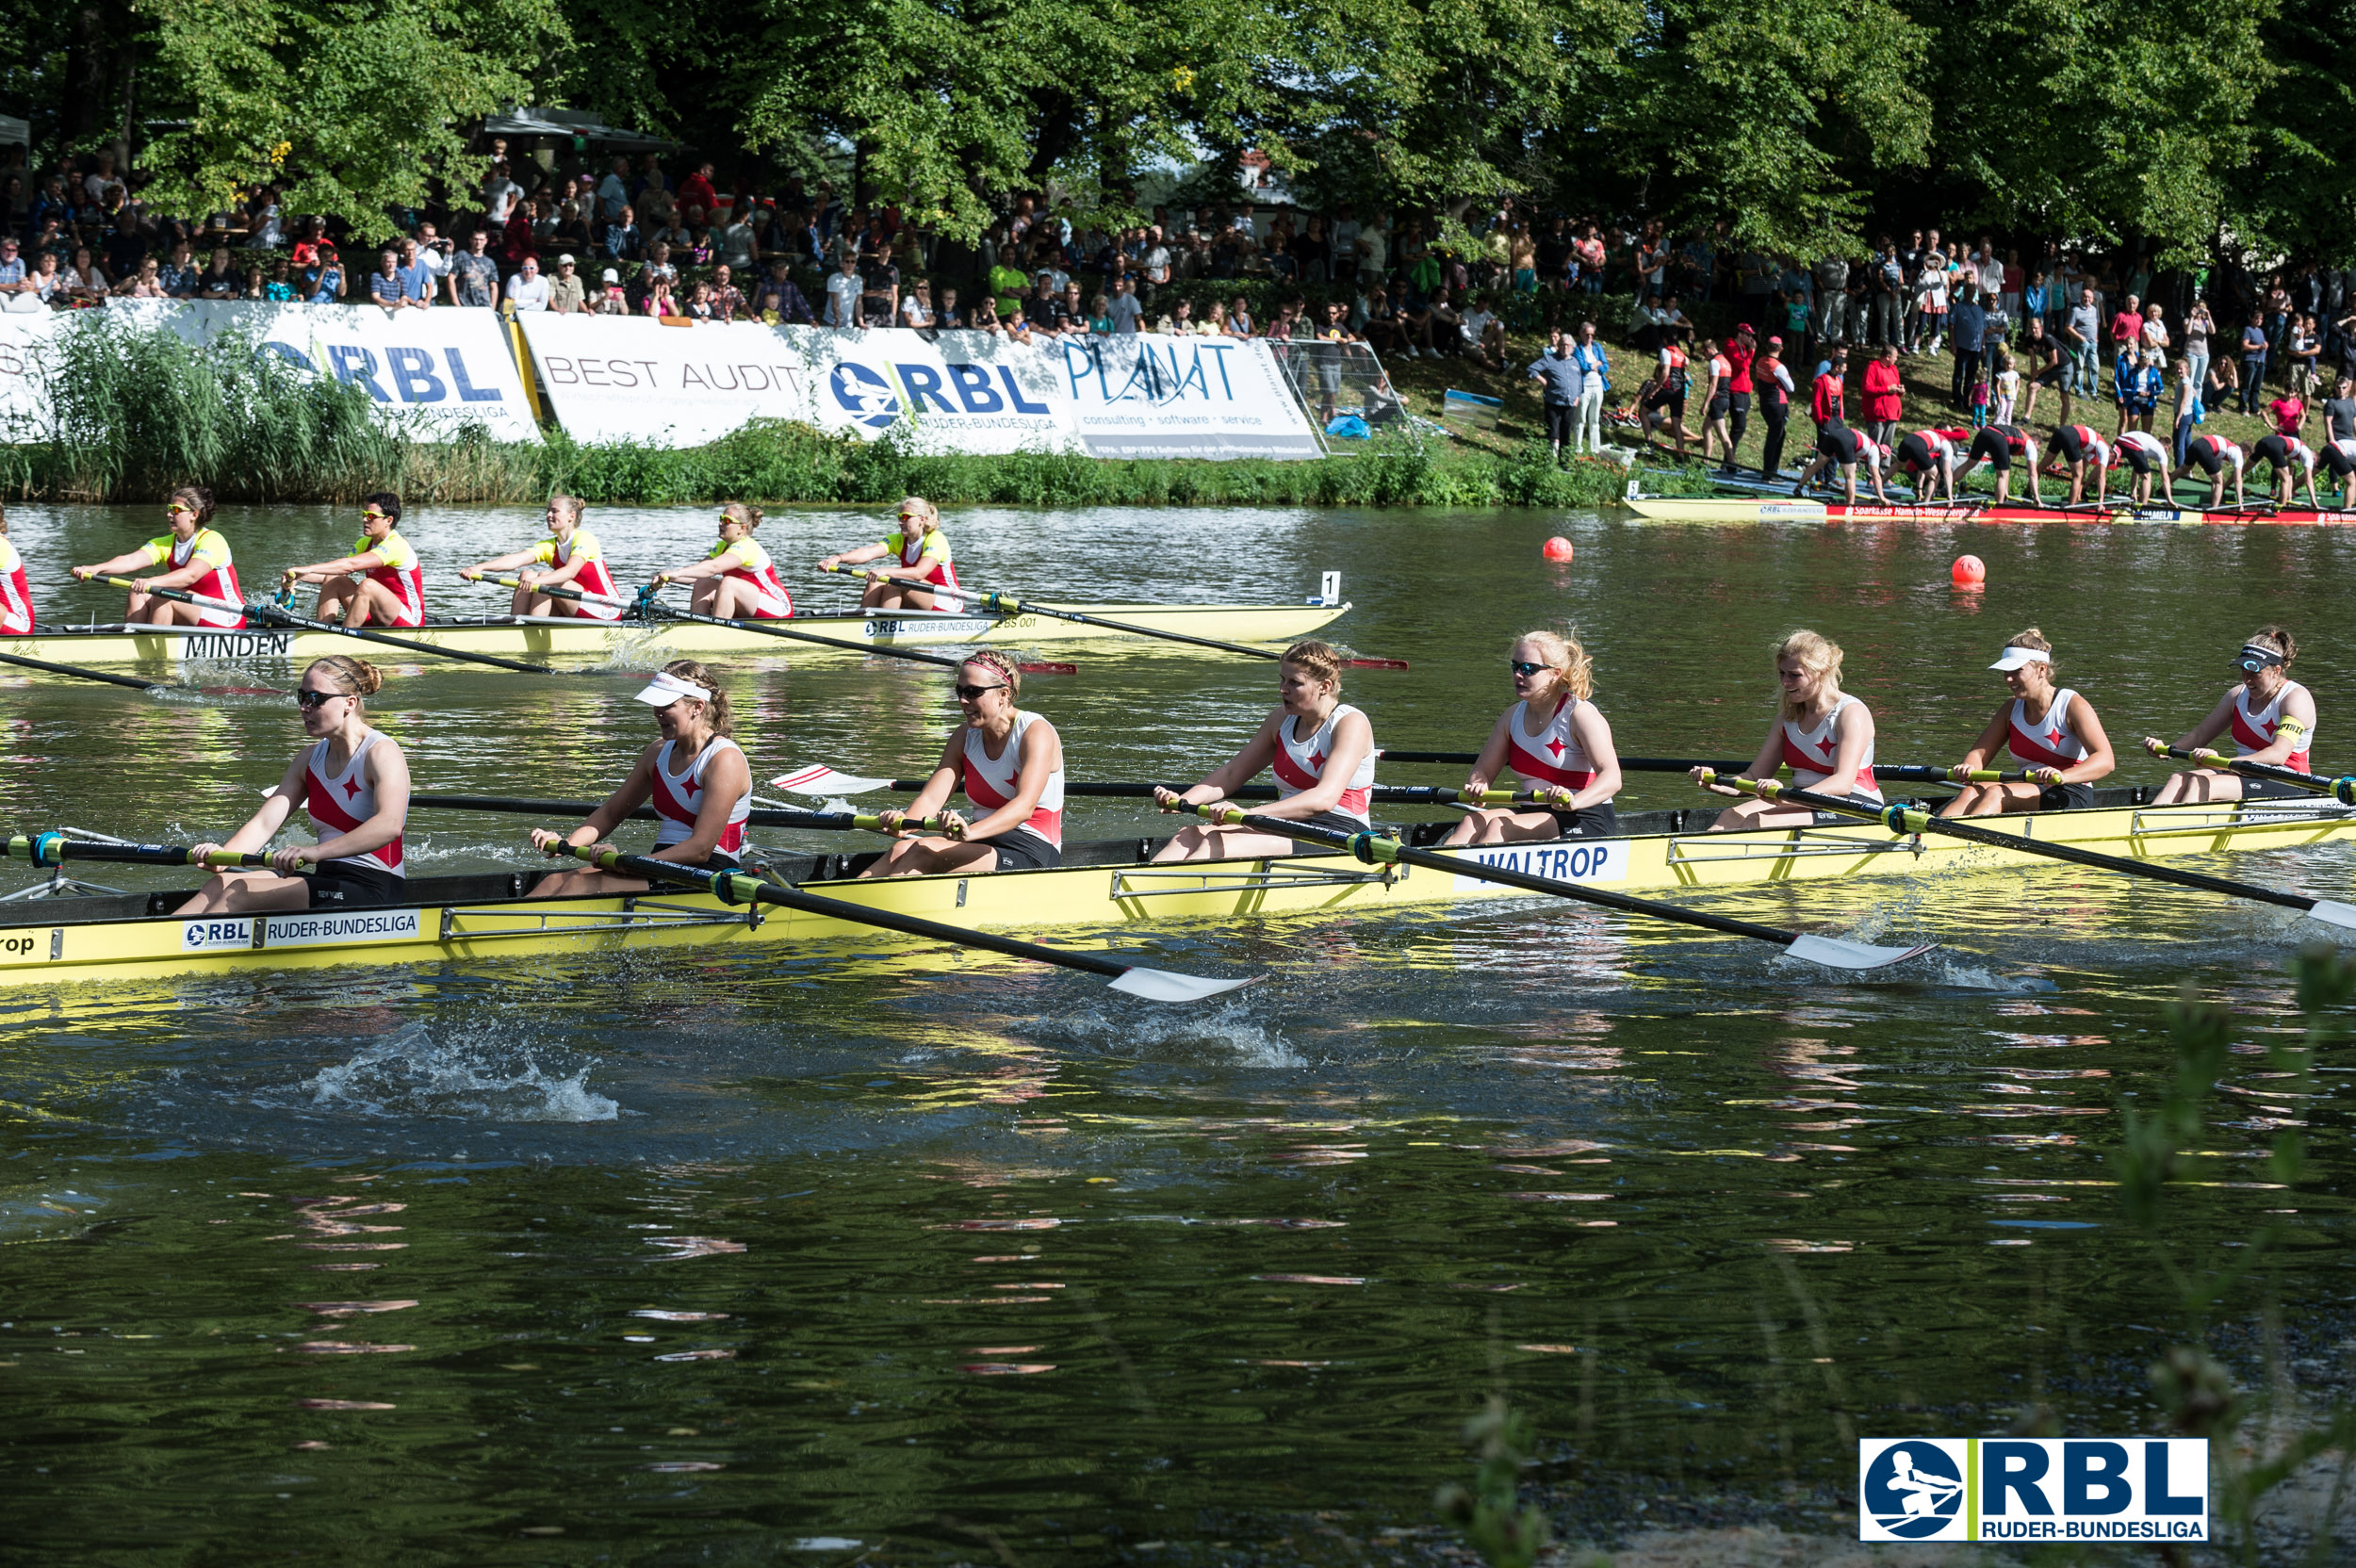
{"left": 1308, "top": 750, "right": 1327, "bottom": 771}
{"left": 342, "top": 776, "right": 363, "bottom": 800}
{"left": 2264, "top": 719, "right": 2280, "bottom": 738}
{"left": 2045, "top": 726, "right": 2064, "bottom": 747}
{"left": 1546, "top": 738, "right": 1567, "bottom": 760}
{"left": 1808, "top": 741, "right": 1833, "bottom": 761}
{"left": 679, "top": 774, "right": 701, "bottom": 796}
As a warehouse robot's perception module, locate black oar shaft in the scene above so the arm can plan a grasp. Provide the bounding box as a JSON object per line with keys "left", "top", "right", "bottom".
{"left": 651, "top": 600, "right": 967, "bottom": 669}
{"left": 2166, "top": 743, "right": 2356, "bottom": 802}
{"left": 4, "top": 833, "right": 266, "bottom": 868}
{"left": 412, "top": 793, "right": 888, "bottom": 829}
{"left": 97, "top": 575, "right": 556, "bottom": 675}
{"left": 972, "top": 589, "right": 1276, "bottom": 660}
{"left": 0, "top": 648, "right": 159, "bottom": 692}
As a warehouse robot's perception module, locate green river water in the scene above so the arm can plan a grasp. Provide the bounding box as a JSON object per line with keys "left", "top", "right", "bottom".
{"left": 1, "top": 500, "right": 2352, "bottom": 1564}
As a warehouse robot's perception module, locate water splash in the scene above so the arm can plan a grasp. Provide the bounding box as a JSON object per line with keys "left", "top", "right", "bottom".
{"left": 296, "top": 1022, "right": 619, "bottom": 1122}
{"left": 1044, "top": 1000, "right": 1305, "bottom": 1068}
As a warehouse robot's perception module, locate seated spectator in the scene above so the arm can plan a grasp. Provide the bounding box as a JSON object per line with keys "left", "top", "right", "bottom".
{"left": 752, "top": 259, "right": 814, "bottom": 323}
{"left": 1086, "top": 292, "right": 1112, "bottom": 333}
{"left": 368, "top": 248, "right": 412, "bottom": 308}
{"left": 504, "top": 255, "right": 551, "bottom": 312}
{"left": 681, "top": 280, "right": 716, "bottom": 320}
{"left": 157, "top": 241, "right": 200, "bottom": 298}
{"left": 1060, "top": 283, "right": 1088, "bottom": 335}
{"left": 596, "top": 269, "right": 630, "bottom": 314}
{"left": 1153, "top": 297, "right": 1197, "bottom": 335}
{"left": 935, "top": 286, "right": 964, "bottom": 329}
{"left": 547, "top": 254, "right": 587, "bottom": 314}
{"left": 640, "top": 270, "right": 679, "bottom": 318}
{"left": 262, "top": 259, "right": 295, "bottom": 302}
{"left": 501, "top": 200, "right": 539, "bottom": 268}
{"left": 711, "top": 264, "right": 744, "bottom": 321}
{"left": 639, "top": 240, "right": 680, "bottom": 303}
{"left": 1002, "top": 302, "right": 1035, "bottom": 345}
{"left": 25, "top": 252, "right": 65, "bottom": 310}
{"left": 1463, "top": 291, "right": 1509, "bottom": 368}
{"left": 971, "top": 296, "right": 1002, "bottom": 334}
{"left": 1227, "top": 294, "right": 1253, "bottom": 336}
{"left": 602, "top": 205, "right": 641, "bottom": 262}
{"left": 1358, "top": 286, "right": 1397, "bottom": 355}
{"left": 398, "top": 236, "right": 439, "bottom": 305}
{"left": 1390, "top": 285, "right": 1434, "bottom": 358}
{"left": 900, "top": 279, "right": 936, "bottom": 329}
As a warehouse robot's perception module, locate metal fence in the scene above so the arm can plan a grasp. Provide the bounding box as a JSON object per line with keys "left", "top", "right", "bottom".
{"left": 1266, "top": 338, "right": 1419, "bottom": 452}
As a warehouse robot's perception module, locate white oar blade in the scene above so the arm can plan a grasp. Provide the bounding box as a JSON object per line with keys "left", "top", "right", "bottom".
{"left": 770, "top": 764, "right": 892, "bottom": 796}
{"left": 1784, "top": 934, "right": 1941, "bottom": 972}
{"left": 2301, "top": 899, "right": 2356, "bottom": 932}
{"left": 1107, "top": 967, "right": 1260, "bottom": 1003}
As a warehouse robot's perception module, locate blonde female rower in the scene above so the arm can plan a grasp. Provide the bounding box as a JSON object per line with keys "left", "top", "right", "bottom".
{"left": 1937, "top": 629, "right": 2116, "bottom": 817}
{"left": 1152, "top": 641, "right": 1376, "bottom": 861}
{"left": 459, "top": 496, "right": 623, "bottom": 620}
{"left": 860, "top": 650, "right": 1064, "bottom": 875}
{"left": 1693, "top": 629, "right": 1880, "bottom": 830}
{"left": 2142, "top": 625, "right": 2316, "bottom": 803}
{"left": 652, "top": 502, "right": 793, "bottom": 619}
{"left": 819, "top": 495, "right": 963, "bottom": 611}
{"left": 1445, "top": 629, "right": 1623, "bottom": 844}
{"left": 72, "top": 484, "right": 246, "bottom": 628}
{"left": 177, "top": 656, "right": 411, "bottom": 914}
{"left": 528, "top": 660, "right": 753, "bottom": 894}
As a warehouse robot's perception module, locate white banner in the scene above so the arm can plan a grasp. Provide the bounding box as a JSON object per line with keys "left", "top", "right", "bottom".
{"left": 109, "top": 300, "right": 541, "bottom": 443}
{"left": 515, "top": 318, "right": 1320, "bottom": 459}
{"left": 0, "top": 312, "right": 65, "bottom": 437}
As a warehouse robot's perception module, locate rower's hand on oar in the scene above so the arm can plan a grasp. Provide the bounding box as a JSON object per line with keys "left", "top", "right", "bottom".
{"left": 530, "top": 827, "right": 597, "bottom": 857}
{"left": 1537, "top": 785, "right": 1574, "bottom": 808}
{"left": 875, "top": 808, "right": 910, "bottom": 836}
{"left": 817, "top": 554, "right": 843, "bottom": 572}
{"left": 1691, "top": 765, "right": 1742, "bottom": 797}
{"left": 2141, "top": 736, "right": 2171, "bottom": 758}
{"left": 1151, "top": 786, "right": 1188, "bottom": 811}
{"left": 459, "top": 569, "right": 484, "bottom": 582}
{"left": 2026, "top": 766, "right": 2062, "bottom": 787}
{"left": 72, "top": 565, "right": 94, "bottom": 581}
{"left": 269, "top": 843, "right": 315, "bottom": 874}
{"left": 188, "top": 841, "right": 226, "bottom": 867}
{"left": 939, "top": 810, "right": 971, "bottom": 841}
{"left": 651, "top": 571, "right": 674, "bottom": 588}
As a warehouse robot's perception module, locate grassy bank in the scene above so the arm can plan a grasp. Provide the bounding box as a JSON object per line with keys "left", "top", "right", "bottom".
{"left": 0, "top": 314, "right": 1709, "bottom": 512}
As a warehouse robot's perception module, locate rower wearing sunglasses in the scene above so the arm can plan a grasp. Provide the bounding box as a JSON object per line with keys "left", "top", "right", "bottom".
{"left": 859, "top": 650, "right": 1064, "bottom": 875}
{"left": 2143, "top": 626, "right": 2315, "bottom": 804}
{"left": 70, "top": 484, "right": 247, "bottom": 628}
{"left": 652, "top": 502, "right": 793, "bottom": 619}
{"left": 1444, "top": 629, "right": 1623, "bottom": 845}
{"left": 175, "top": 656, "right": 411, "bottom": 914}
{"left": 279, "top": 492, "right": 426, "bottom": 628}
{"left": 817, "top": 495, "right": 963, "bottom": 611}
{"left": 458, "top": 495, "right": 623, "bottom": 620}
{"left": 528, "top": 661, "right": 754, "bottom": 894}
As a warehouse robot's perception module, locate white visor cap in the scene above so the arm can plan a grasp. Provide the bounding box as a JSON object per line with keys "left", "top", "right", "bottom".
{"left": 1988, "top": 646, "right": 2053, "bottom": 672}
{"left": 633, "top": 669, "right": 712, "bottom": 706}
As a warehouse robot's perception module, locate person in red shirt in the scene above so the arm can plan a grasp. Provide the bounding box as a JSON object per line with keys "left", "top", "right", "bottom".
{"left": 677, "top": 162, "right": 719, "bottom": 224}
{"left": 1861, "top": 343, "right": 1905, "bottom": 447}
{"left": 1720, "top": 324, "right": 1756, "bottom": 475}
{"left": 2266, "top": 393, "right": 2306, "bottom": 440}
{"left": 1812, "top": 344, "right": 1849, "bottom": 428}
{"left": 1700, "top": 337, "right": 1737, "bottom": 464}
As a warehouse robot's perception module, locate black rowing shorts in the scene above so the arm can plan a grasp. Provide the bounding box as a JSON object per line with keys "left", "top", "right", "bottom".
{"left": 310, "top": 862, "right": 407, "bottom": 907}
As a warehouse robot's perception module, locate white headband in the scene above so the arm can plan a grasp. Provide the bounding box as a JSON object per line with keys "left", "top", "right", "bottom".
{"left": 633, "top": 670, "right": 712, "bottom": 706}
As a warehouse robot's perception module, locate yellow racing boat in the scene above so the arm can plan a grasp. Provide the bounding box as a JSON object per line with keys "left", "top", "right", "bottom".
{"left": 2, "top": 790, "right": 2348, "bottom": 989}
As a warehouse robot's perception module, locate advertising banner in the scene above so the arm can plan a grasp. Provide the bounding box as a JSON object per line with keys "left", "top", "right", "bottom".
{"left": 109, "top": 300, "right": 542, "bottom": 443}
{"left": 0, "top": 312, "right": 65, "bottom": 435}
{"left": 515, "top": 318, "right": 1320, "bottom": 459}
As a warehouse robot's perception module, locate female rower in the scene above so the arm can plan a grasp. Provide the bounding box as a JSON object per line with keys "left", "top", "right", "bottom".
{"left": 71, "top": 484, "right": 246, "bottom": 628}
{"left": 1792, "top": 424, "right": 1891, "bottom": 506}
{"left": 2323, "top": 433, "right": 2356, "bottom": 512}
{"left": 458, "top": 496, "right": 622, "bottom": 620}
{"left": 1152, "top": 640, "right": 1376, "bottom": 862}
{"left": 1443, "top": 629, "right": 1623, "bottom": 845}
{"left": 1693, "top": 629, "right": 1880, "bottom": 830}
{"left": 818, "top": 496, "right": 963, "bottom": 612}
{"left": 652, "top": 502, "right": 792, "bottom": 619}
{"left": 1959, "top": 423, "right": 2042, "bottom": 506}
{"left": 527, "top": 661, "right": 753, "bottom": 893}
{"left": 176, "top": 656, "right": 410, "bottom": 914}
{"left": 280, "top": 492, "right": 425, "bottom": 628}
{"left": 1894, "top": 426, "right": 1970, "bottom": 503}
{"left": 2251, "top": 432, "right": 2322, "bottom": 511}
{"left": 2048, "top": 422, "right": 2112, "bottom": 506}
{"left": 1937, "top": 630, "right": 2116, "bottom": 817}
{"left": 859, "top": 650, "right": 1064, "bottom": 875}
{"left": 2143, "top": 627, "right": 2316, "bottom": 803}
{"left": 2109, "top": 429, "right": 2172, "bottom": 508}
{"left": 2184, "top": 433, "right": 2246, "bottom": 509}
{"left": 0, "top": 504, "right": 34, "bottom": 636}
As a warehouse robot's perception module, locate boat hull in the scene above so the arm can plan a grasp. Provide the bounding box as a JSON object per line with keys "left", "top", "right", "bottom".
{"left": 4, "top": 792, "right": 2348, "bottom": 988}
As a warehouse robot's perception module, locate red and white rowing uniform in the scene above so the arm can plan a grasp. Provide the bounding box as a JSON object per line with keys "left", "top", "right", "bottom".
{"left": 958, "top": 710, "right": 1063, "bottom": 849}
{"left": 707, "top": 536, "right": 792, "bottom": 619}
{"left": 0, "top": 534, "right": 33, "bottom": 635}
{"left": 2111, "top": 430, "right": 2168, "bottom": 468}
{"left": 2232, "top": 680, "right": 2315, "bottom": 774}
{"left": 882, "top": 525, "right": 962, "bottom": 612}
{"left": 2190, "top": 435, "right": 2243, "bottom": 471}
{"left": 2275, "top": 436, "right": 2316, "bottom": 475}
{"left": 1912, "top": 427, "right": 1971, "bottom": 473}
{"left": 1781, "top": 694, "right": 1882, "bottom": 802}
{"left": 1273, "top": 703, "right": 1377, "bottom": 825}
{"left": 649, "top": 735, "right": 751, "bottom": 859}
{"left": 2007, "top": 690, "right": 2091, "bottom": 768}
{"left": 306, "top": 729, "right": 403, "bottom": 876}
{"left": 355, "top": 528, "right": 425, "bottom": 628}
{"left": 534, "top": 527, "right": 621, "bottom": 621}
{"left": 1506, "top": 695, "right": 1598, "bottom": 791}
{"left": 139, "top": 528, "right": 244, "bottom": 628}
{"left": 2323, "top": 438, "right": 2356, "bottom": 476}
{"left": 2058, "top": 423, "right": 2110, "bottom": 467}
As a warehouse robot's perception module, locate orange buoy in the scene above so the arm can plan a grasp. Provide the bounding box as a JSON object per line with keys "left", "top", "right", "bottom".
{"left": 1951, "top": 554, "right": 1986, "bottom": 587}
{"left": 1542, "top": 536, "right": 1575, "bottom": 563}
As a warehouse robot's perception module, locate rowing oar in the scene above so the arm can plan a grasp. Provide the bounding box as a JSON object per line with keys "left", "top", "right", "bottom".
{"left": 411, "top": 792, "right": 946, "bottom": 831}
{"left": 1158, "top": 803, "right": 1934, "bottom": 972}
{"left": 637, "top": 587, "right": 1075, "bottom": 676}
{"left": 766, "top": 765, "right": 1558, "bottom": 807}
{"left": 2142, "top": 742, "right": 2356, "bottom": 803}
{"left": 818, "top": 564, "right": 1407, "bottom": 669}
{"left": 551, "top": 841, "right": 1252, "bottom": 1002}
{"left": 1697, "top": 769, "right": 2356, "bottom": 931}
{"left": 0, "top": 647, "right": 166, "bottom": 693}
{"left": 1370, "top": 750, "right": 1998, "bottom": 784}
{"left": 3, "top": 832, "right": 273, "bottom": 870}
{"left": 90, "top": 575, "right": 558, "bottom": 676}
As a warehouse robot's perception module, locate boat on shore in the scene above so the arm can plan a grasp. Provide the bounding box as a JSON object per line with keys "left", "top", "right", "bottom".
{"left": 6, "top": 788, "right": 2347, "bottom": 988}
{"left": 2, "top": 599, "right": 1350, "bottom": 669}
{"left": 1625, "top": 471, "right": 2356, "bottom": 526}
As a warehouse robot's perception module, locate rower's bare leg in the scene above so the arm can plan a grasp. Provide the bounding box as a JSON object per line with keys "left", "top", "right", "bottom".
{"left": 1942, "top": 781, "right": 2046, "bottom": 817}
{"left": 689, "top": 578, "right": 722, "bottom": 614}
{"left": 1442, "top": 808, "right": 1568, "bottom": 847}
{"left": 528, "top": 869, "right": 651, "bottom": 897}
{"left": 711, "top": 578, "right": 769, "bottom": 619}
{"left": 129, "top": 596, "right": 207, "bottom": 626}
{"left": 1706, "top": 798, "right": 1823, "bottom": 833}
{"left": 858, "top": 836, "right": 1003, "bottom": 878}
{"left": 1152, "top": 825, "right": 1310, "bottom": 862}
{"left": 173, "top": 869, "right": 312, "bottom": 917}
{"left": 314, "top": 578, "right": 363, "bottom": 624}
{"left": 2151, "top": 769, "right": 2245, "bottom": 806}
{"left": 343, "top": 580, "right": 412, "bottom": 628}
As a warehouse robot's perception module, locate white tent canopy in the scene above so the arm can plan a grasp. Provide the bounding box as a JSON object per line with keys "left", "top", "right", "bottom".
{"left": 479, "top": 107, "right": 672, "bottom": 153}
{"left": 0, "top": 115, "right": 29, "bottom": 147}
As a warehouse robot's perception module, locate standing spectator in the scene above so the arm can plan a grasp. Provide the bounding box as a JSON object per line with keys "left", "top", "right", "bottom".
{"left": 1863, "top": 342, "right": 1904, "bottom": 448}
{"left": 597, "top": 269, "right": 629, "bottom": 314}
{"left": 824, "top": 251, "right": 862, "bottom": 328}
{"left": 1872, "top": 240, "right": 1905, "bottom": 349}
{"left": 1999, "top": 249, "right": 2024, "bottom": 339}
{"left": 2183, "top": 299, "right": 2215, "bottom": 399}
{"left": 711, "top": 265, "right": 744, "bottom": 320}
{"left": 547, "top": 255, "right": 587, "bottom": 314}
{"left": 1811, "top": 344, "right": 1849, "bottom": 431}
{"left": 2288, "top": 315, "right": 2321, "bottom": 397}
{"left": 2140, "top": 301, "right": 2168, "bottom": 355}
{"left": 717, "top": 206, "right": 758, "bottom": 270}
{"left": 2170, "top": 355, "right": 2200, "bottom": 467}
{"left": 859, "top": 243, "right": 900, "bottom": 326}
{"left": 1949, "top": 288, "right": 1988, "bottom": 409}
{"left": 1141, "top": 225, "right": 1172, "bottom": 302}
{"left": 504, "top": 255, "right": 550, "bottom": 312}
{"left": 935, "top": 286, "right": 963, "bottom": 329}
{"left": 1104, "top": 274, "right": 1143, "bottom": 334}
{"left": 1754, "top": 336, "right": 1795, "bottom": 477}
{"left": 195, "top": 246, "right": 238, "bottom": 300}
{"left": 1723, "top": 323, "right": 1756, "bottom": 471}
{"left": 368, "top": 248, "right": 413, "bottom": 309}
{"left": 410, "top": 224, "right": 451, "bottom": 298}
{"left": 306, "top": 246, "right": 345, "bottom": 303}
{"left": 1814, "top": 252, "right": 1850, "bottom": 347}
{"left": 900, "top": 278, "right": 936, "bottom": 329}
{"left": 597, "top": 157, "right": 631, "bottom": 224}
{"left": 753, "top": 260, "right": 813, "bottom": 322}
{"left": 1698, "top": 336, "right": 1735, "bottom": 464}
{"left": 449, "top": 228, "right": 499, "bottom": 307}
{"left": 677, "top": 162, "right": 719, "bottom": 224}
{"left": 2239, "top": 312, "right": 2269, "bottom": 412}
{"left": 2064, "top": 286, "right": 2102, "bottom": 398}
{"left": 1570, "top": 320, "right": 1610, "bottom": 454}
{"left": 2266, "top": 384, "right": 2307, "bottom": 441}
{"left": 483, "top": 160, "right": 522, "bottom": 227}
{"left": 1527, "top": 328, "right": 1585, "bottom": 465}
{"left": 1914, "top": 248, "right": 1949, "bottom": 355}
{"left": 156, "top": 240, "right": 200, "bottom": 298}
{"left": 640, "top": 270, "right": 679, "bottom": 318}
{"left": 603, "top": 205, "right": 641, "bottom": 262}
{"left": 2109, "top": 293, "right": 2144, "bottom": 374}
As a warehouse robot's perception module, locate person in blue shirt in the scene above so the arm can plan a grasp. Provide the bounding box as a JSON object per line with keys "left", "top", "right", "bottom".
{"left": 307, "top": 246, "right": 345, "bottom": 303}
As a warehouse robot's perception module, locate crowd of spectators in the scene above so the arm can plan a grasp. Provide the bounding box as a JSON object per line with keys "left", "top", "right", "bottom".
{"left": 5, "top": 141, "right": 2355, "bottom": 457}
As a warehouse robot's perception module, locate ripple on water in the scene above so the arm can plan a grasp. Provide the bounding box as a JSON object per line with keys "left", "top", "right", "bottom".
{"left": 290, "top": 1020, "right": 620, "bottom": 1122}
{"left": 1036, "top": 999, "right": 1306, "bottom": 1068}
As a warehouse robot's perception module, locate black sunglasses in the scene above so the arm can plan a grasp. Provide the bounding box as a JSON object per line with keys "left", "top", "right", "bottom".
{"left": 1510, "top": 661, "right": 1546, "bottom": 677}
{"left": 953, "top": 682, "right": 1006, "bottom": 700}
{"left": 294, "top": 688, "right": 345, "bottom": 709}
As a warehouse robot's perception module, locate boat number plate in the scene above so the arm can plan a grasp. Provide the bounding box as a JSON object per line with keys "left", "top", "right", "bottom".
{"left": 1449, "top": 840, "right": 1629, "bottom": 892}
{"left": 169, "top": 630, "right": 298, "bottom": 661}
{"left": 181, "top": 908, "right": 423, "bottom": 953}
